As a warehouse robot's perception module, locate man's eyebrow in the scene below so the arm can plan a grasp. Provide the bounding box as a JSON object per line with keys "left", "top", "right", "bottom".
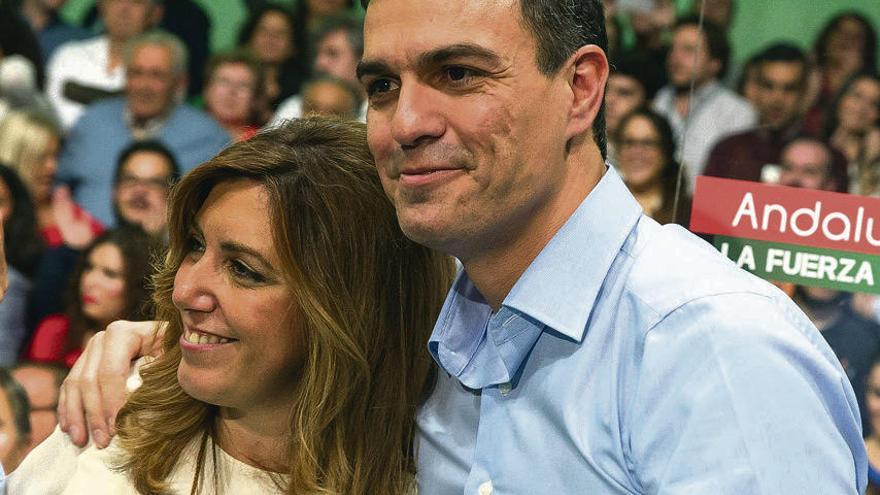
{"left": 357, "top": 43, "right": 504, "bottom": 81}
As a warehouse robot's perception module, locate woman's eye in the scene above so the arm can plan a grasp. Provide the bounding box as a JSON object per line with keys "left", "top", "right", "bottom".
{"left": 229, "top": 259, "right": 266, "bottom": 284}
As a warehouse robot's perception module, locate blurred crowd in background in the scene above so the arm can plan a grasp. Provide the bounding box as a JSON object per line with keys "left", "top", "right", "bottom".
{"left": 0, "top": 0, "right": 878, "bottom": 482}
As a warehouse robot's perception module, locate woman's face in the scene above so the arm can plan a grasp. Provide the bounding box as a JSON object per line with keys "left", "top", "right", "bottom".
{"left": 0, "top": 388, "right": 25, "bottom": 472}
{"left": 838, "top": 77, "right": 880, "bottom": 134}
{"left": 30, "top": 135, "right": 59, "bottom": 203}
{"left": 174, "top": 180, "right": 303, "bottom": 413}
{"left": 866, "top": 364, "right": 880, "bottom": 436}
{"left": 826, "top": 17, "right": 867, "bottom": 72}
{"left": 80, "top": 243, "right": 127, "bottom": 325}
{"left": 249, "top": 11, "right": 294, "bottom": 64}
{"left": 616, "top": 115, "right": 666, "bottom": 191}
{"left": 205, "top": 63, "right": 257, "bottom": 126}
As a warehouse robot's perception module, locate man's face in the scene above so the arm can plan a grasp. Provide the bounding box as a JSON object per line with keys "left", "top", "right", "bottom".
{"left": 314, "top": 29, "right": 359, "bottom": 85}
{"left": 606, "top": 73, "right": 646, "bottom": 134}
{"left": 778, "top": 140, "right": 832, "bottom": 191}
{"left": 754, "top": 61, "right": 804, "bottom": 130}
{"left": 667, "top": 25, "right": 718, "bottom": 89}
{"left": 113, "top": 150, "right": 173, "bottom": 234}
{"left": 302, "top": 81, "right": 357, "bottom": 119}
{"left": 126, "top": 44, "right": 180, "bottom": 121}
{"left": 362, "top": 0, "right": 585, "bottom": 257}
{"left": 100, "top": 0, "right": 158, "bottom": 42}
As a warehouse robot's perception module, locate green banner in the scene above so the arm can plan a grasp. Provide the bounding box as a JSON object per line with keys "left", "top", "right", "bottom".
{"left": 714, "top": 236, "right": 880, "bottom": 294}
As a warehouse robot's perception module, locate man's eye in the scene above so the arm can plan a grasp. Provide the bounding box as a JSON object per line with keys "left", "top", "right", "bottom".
{"left": 186, "top": 235, "right": 205, "bottom": 254}
{"left": 447, "top": 67, "right": 469, "bottom": 81}
{"left": 367, "top": 78, "right": 399, "bottom": 96}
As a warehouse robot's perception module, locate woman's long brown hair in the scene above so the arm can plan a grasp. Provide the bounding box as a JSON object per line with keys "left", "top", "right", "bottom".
{"left": 113, "top": 117, "right": 455, "bottom": 494}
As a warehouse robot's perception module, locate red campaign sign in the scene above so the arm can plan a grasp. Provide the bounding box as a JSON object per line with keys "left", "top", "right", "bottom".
{"left": 690, "top": 176, "right": 880, "bottom": 257}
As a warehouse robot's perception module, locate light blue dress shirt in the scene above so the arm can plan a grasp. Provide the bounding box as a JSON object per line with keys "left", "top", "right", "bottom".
{"left": 416, "top": 168, "right": 866, "bottom": 494}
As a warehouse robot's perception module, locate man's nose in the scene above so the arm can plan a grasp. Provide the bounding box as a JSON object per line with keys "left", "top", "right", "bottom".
{"left": 390, "top": 79, "right": 446, "bottom": 148}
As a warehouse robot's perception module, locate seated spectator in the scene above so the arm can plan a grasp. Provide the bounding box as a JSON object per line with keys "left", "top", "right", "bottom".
{"left": 24, "top": 227, "right": 158, "bottom": 368}
{"left": 113, "top": 140, "right": 179, "bottom": 236}
{"left": 296, "top": 0, "right": 357, "bottom": 34}
{"left": 804, "top": 12, "right": 877, "bottom": 136}
{"left": 202, "top": 50, "right": 265, "bottom": 142}
{"left": 57, "top": 31, "right": 230, "bottom": 226}
{"left": 300, "top": 76, "right": 361, "bottom": 119}
{"left": 19, "top": 0, "right": 90, "bottom": 63}
{"left": 606, "top": 55, "right": 649, "bottom": 160}
{"left": 653, "top": 16, "right": 756, "bottom": 185}
{"left": 824, "top": 72, "right": 880, "bottom": 194}
{"left": 864, "top": 356, "right": 880, "bottom": 493}
{"left": 0, "top": 164, "right": 43, "bottom": 366}
{"left": 703, "top": 44, "right": 846, "bottom": 186}
{"left": 237, "top": 3, "right": 308, "bottom": 110}
{"left": 46, "top": 0, "right": 163, "bottom": 130}
{"left": 0, "top": 111, "right": 103, "bottom": 246}
{"left": 11, "top": 361, "right": 66, "bottom": 452}
{"left": 620, "top": 0, "right": 674, "bottom": 97}
{"left": 272, "top": 15, "right": 365, "bottom": 124}
{"left": 613, "top": 108, "right": 690, "bottom": 226}
{"left": 0, "top": 368, "right": 32, "bottom": 473}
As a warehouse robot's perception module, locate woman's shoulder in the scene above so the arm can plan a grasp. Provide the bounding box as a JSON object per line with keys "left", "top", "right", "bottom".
{"left": 7, "top": 427, "right": 131, "bottom": 494}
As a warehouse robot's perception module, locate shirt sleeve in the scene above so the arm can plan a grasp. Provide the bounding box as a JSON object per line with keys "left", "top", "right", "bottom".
{"left": 626, "top": 292, "right": 866, "bottom": 495}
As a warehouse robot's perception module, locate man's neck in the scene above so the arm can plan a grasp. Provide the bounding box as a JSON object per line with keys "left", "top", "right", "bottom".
{"left": 461, "top": 145, "right": 605, "bottom": 311}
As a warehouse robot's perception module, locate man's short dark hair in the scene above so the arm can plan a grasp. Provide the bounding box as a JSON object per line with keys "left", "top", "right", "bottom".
{"left": 361, "top": 0, "right": 609, "bottom": 159}
{"left": 675, "top": 16, "right": 730, "bottom": 79}
{"left": 751, "top": 42, "right": 808, "bottom": 88}
{"left": 114, "top": 140, "right": 181, "bottom": 186}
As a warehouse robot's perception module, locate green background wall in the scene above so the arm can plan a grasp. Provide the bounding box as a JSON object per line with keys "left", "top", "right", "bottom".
{"left": 60, "top": 0, "right": 880, "bottom": 66}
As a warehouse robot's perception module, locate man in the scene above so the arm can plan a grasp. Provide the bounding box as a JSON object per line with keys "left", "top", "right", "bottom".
{"left": 270, "top": 15, "right": 366, "bottom": 124}
{"left": 704, "top": 43, "right": 849, "bottom": 190}
{"left": 775, "top": 137, "right": 880, "bottom": 435}
{"left": 300, "top": 76, "right": 361, "bottom": 119}
{"left": 19, "top": 0, "right": 90, "bottom": 64}
{"left": 11, "top": 362, "right": 67, "bottom": 452}
{"left": 653, "top": 16, "right": 756, "bottom": 184}
{"left": 112, "top": 140, "right": 179, "bottom": 236}
{"left": 46, "top": 0, "right": 163, "bottom": 130}
{"left": 59, "top": 1, "right": 865, "bottom": 493}
{"left": 57, "top": 31, "right": 230, "bottom": 226}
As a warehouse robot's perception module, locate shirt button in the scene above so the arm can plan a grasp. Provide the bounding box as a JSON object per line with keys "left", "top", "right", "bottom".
{"left": 478, "top": 480, "right": 493, "bottom": 495}
{"left": 499, "top": 382, "right": 512, "bottom": 396}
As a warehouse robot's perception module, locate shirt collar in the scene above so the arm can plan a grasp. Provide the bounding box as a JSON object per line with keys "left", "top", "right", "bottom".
{"left": 502, "top": 166, "right": 642, "bottom": 341}
{"left": 428, "top": 167, "right": 643, "bottom": 381}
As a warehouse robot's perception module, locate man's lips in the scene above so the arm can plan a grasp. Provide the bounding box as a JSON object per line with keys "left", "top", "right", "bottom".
{"left": 398, "top": 167, "right": 464, "bottom": 187}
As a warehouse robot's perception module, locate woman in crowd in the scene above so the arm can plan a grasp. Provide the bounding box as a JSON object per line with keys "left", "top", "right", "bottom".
{"left": 0, "top": 368, "right": 32, "bottom": 473}
{"left": 0, "top": 164, "right": 43, "bottom": 366}
{"left": 202, "top": 50, "right": 266, "bottom": 142}
{"left": 823, "top": 72, "right": 880, "bottom": 194}
{"left": 237, "top": 3, "right": 309, "bottom": 110}
{"left": 805, "top": 12, "right": 878, "bottom": 135}
{"left": 24, "top": 227, "right": 158, "bottom": 368}
{"left": 10, "top": 117, "right": 455, "bottom": 493}
{"left": 613, "top": 108, "right": 691, "bottom": 227}
{"left": 0, "top": 111, "right": 102, "bottom": 247}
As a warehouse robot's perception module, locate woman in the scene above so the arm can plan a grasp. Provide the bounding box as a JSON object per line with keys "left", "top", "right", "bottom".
{"left": 202, "top": 50, "right": 266, "bottom": 142}
{"left": 237, "top": 4, "right": 309, "bottom": 110}
{"left": 613, "top": 108, "right": 691, "bottom": 227}
{"left": 0, "top": 164, "right": 43, "bottom": 366}
{"left": 824, "top": 72, "right": 880, "bottom": 194}
{"left": 10, "top": 117, "right": 455, "bottom": 493}
{"left": 0, "top": 368, "right": 32, "bottom": 473}
{"left": 24, "top": 227, "right": 158, "bottom": 368}
{"left": 0, "top": 111, "right": 102, "bottom": 246}
{"left": 805, "top": 12, "right": 878, "bottom": 135}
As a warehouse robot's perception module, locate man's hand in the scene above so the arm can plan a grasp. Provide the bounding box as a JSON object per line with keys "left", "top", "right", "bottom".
{"left": 58, "top": 320, "right": 164, "bottom": 448}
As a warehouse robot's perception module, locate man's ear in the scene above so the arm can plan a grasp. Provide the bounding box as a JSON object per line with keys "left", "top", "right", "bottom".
{"left": 565, "top": 45, "right": 609, "bottom": 142}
